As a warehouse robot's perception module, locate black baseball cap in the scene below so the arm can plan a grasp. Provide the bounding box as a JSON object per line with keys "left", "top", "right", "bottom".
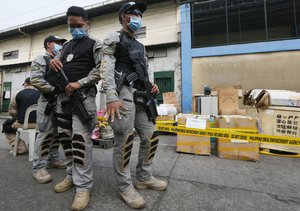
{"left": 22, "top": 77, "right": 30, "bottom": 86}
{"left": 44, "top": 35, "right": 67, "bottom": 48}
{"left": 67, "top": 6, "right": 88, "bottom": 20}
{"left": 118, "top": 2, "right": 147, "bottom": 21}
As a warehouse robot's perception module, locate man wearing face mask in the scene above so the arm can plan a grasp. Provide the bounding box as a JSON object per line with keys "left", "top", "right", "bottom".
{"left": 30, "top": 35, "right": 67, "bottom": 184}
{"left": 101, "top": 2, "right": 167, "bottom": 209}
{"left": 49, "top": 6, "right": 102, "bottom": 211}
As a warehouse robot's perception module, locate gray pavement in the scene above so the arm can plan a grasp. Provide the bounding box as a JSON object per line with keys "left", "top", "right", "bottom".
{"left": 0, "top": 124, "right": 299, "bottom": 211}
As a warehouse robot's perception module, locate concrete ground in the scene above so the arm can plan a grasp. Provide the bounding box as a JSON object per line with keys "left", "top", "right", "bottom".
{"left": 0, "top": 120, "right": 299, "bottom": 211}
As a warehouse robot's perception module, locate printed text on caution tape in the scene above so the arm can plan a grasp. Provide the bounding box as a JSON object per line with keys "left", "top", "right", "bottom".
{"left": 156, "top": 124, "right": 300, "bottom": 147}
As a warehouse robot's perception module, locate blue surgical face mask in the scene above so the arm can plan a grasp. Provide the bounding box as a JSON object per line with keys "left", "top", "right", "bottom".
{"left": 52, "top": 44, "right": 62, "bottom": 55}
{"left": 68, "top": 27, "right": 88, "bottom": 39}
{"left": 127, "top": 16, "right": 142, "bottom": 32}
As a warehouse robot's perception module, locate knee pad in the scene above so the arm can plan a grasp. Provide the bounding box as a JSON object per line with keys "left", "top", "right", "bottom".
{"left": 120, "top": 132, "right": 134, "bottom": 172}
{"left": 40, "top": 133, "right": 52, "bottom": 158}
{"left": 145, "top": 130, "right": 160, "bottom": 164}
{"left": 59, "top": 132, "right": 73, "bottom": 159}
{"left": 51, "top": 133, "right": 60, "bottom": 151}
{"left": 72, "top": 134, "right": 86, "bottom": 166}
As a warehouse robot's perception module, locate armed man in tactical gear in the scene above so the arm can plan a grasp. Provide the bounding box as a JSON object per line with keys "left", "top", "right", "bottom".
{"left": 102, "top": 2, "right": 167, "bottom": 209}
{"left": 49, "top": 6, "right": 102, "bottom": 211}
{"left": 31, "top": 35, "right": 67, "bottom": 184}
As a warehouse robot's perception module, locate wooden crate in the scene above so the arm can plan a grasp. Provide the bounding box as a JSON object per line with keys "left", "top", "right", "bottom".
{"left": 260, "top": 148, "right": 300, "bottom": 158}
{"left": 192, "top": 94, "right": 203, "bottom": 113}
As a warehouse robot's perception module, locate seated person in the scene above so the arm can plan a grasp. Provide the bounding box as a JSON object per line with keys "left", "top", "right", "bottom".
{"left": 2, "top": 78, "right": 40, "bottom": 155}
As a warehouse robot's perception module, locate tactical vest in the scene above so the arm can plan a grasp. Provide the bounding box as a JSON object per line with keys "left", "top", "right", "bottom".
{"left": 43, "top": 55, "right": 57, "bottom": 87}
{"left": 15, "top": 88, "right": 40, "bottom": 123}
{"left": 61, "top": 37, "right": 96, "bottom": 82}
{"left": 114, "top": 31, "right": 149, "bottom": 91}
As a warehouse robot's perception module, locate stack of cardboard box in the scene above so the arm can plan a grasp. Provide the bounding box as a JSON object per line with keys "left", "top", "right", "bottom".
{"left": 212, "top": 86, "right": 245, "bottom": 115}
{"left": 245, "top": 89, "right": 300, "bottom": 154}
{"left": 192, "top": 86, "right": 246, "bottom": 115}
{"left": 156, "top": 92, "right": 178, "bottom": 122}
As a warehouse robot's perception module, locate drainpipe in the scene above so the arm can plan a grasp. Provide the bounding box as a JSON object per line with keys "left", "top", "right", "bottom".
{"left": 0, "top": 66, "right": 5, "bottom": 113}
{"left": 0, "top": 67, "right": 3, "bottom": 112}
{"left": 18, "top": 28, "right": 33, "bottom": 62}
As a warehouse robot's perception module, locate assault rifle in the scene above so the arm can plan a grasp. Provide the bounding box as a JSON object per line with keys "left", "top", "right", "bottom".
{"left": 57, "top": 69, "right": 92, "bottom": 123}
{"left": 129, "top": 49, "right": 158, "bottom": 124}
{"left": 134, "top": 91, "right": 158, "bottom": 124}
{"left": 44, "top": 91, "right": 57, "bottom": 116}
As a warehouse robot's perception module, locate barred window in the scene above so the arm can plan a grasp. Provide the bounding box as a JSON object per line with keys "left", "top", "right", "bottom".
{"left": 191, "top": 0, "right": 300, "bottom": 48}
{"left": 3, "top": 50, "right": 19, "bottom": 60}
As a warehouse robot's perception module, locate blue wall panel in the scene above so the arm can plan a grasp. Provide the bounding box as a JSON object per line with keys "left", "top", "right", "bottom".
{"left": 191, "top": 39, "right": 300, "bottom": 58}
{"left": 180, "top": 4, "right": 192, "bottom": 113}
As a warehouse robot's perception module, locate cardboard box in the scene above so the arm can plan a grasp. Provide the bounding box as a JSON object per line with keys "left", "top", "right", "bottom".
{"left": 217, "top": 139, "right": 259, "bottom": 161}
{"left": 163, "top": 92, "right": 178, "bottom": 109}
{"left": 245, "top": 106, "right": 259, "bottom": 119}
{"left": 177, "top": 134, "right": 210, "bottom": 155}
{"left": 192, "top": 94, "right": 202, "bottom": 113}
{"left": 157, "top": 104, "right": 177, "bottom": 116}
{"left": 216, "top": 116, "right": 259, "bottom": 161}
{"left": 177, "top": 118, "right": 211, "bottom": 155}
{"left": 219, "top": 109, "right": 246, "bottom": 115}
{"left": 177, "top": 113, "right": 210, "bottom": 125}
{"left": 218, "top": 90, "right": 239, "bottom": 115}
{"left": 156, "top": 115, "right": 175, "bottom": 122}
{"left": 217, "top": 116, "right": 258, "bottom": 129}
{"left": 247, "top": 106, "right": 300, "bottom": 153}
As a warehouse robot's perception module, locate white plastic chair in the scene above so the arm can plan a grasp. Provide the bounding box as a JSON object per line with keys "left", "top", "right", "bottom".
{"left": 13, "top": 104, "right": 38, "bottom": 161}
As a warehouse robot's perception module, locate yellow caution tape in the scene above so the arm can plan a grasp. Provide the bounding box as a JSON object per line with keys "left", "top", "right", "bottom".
{"left": 157, "top": 121, "right": 258, "bottom": 134}
{"left": 178, "top": 125, "right": 258, "bottom": 134}
{"left": 156, "top": 120, "right": 177, "bottom": 125}
{"left": 156, "top": 124, "right": 300, "bottom": 147}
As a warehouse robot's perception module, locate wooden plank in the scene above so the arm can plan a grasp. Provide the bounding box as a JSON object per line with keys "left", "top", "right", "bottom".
{"left": 260, "top": 143, "right": 300, "bottom": 154}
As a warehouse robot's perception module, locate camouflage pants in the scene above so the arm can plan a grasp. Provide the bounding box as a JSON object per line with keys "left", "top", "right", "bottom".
{"left": 33, "top": 95, "right": 60, "bottom": 170}
{"left": 56, "top": 88, "right": 97, "bottom": 192}
{"left": 110, "top": 86, "right": 159, "bottom": 192}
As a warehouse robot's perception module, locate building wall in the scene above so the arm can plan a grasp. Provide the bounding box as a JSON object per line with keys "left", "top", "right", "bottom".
{"left": 148, "top": 47, "right": 182, "bottom": 110}
{"left": 91, "top": 1, "right": 179, "bottom": 45}
{"left": 0, "top": 36, "right": 32, "bottom": 66}
{"left": 2, "top": 65, "right": 31, "bottom": 97}
{"left": 0, "top": 1, "right": 180, "bottom": 111}
{"left": 0, "top": 1, "right": 179, "bottom": 64}
{"left": 192, "top": 51, "right": 300, "bottom": 94}
{"left": 29, "top": 25, "right": 70, "bottom": 61}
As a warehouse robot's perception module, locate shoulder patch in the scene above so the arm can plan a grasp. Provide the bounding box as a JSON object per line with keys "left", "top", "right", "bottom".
{"left": 102, "top": 44, "right": 116, "bottom": 55}
{"left": 103, "top": 32, "right": 120, "bottom": 46}
{"left": 32, "top": 55, "right": 46, "bottom": 66}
